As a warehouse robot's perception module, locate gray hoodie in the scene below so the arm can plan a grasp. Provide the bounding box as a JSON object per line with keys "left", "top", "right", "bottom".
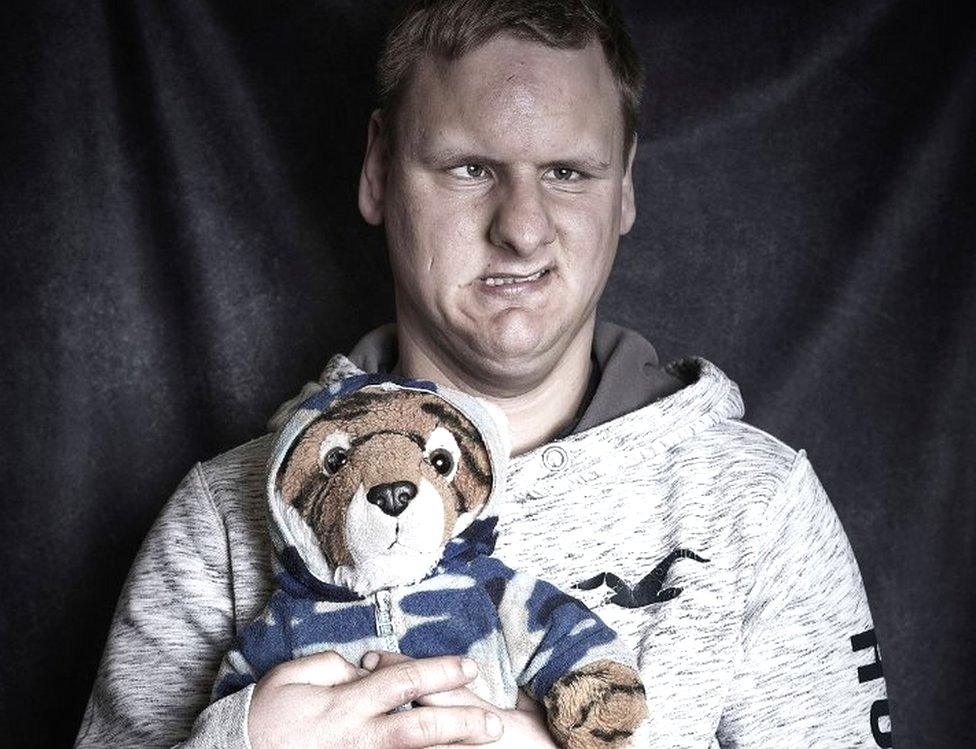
{"left": 75, "top": 322, "right": 890, "bottom": 748}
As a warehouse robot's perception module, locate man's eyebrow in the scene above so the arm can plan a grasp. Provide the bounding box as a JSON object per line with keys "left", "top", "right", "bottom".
{"left": 416, "top": 146, "right": 494, "bottom": 166}
{"left": 416, "top": 146, "right": 612, "bottom": 174}
{"left": 541, "top": 156, "right": 611, "bottom": 174}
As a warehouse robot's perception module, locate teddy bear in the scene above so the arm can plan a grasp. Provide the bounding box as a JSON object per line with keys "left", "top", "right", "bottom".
{"left": 212, "top": 373, "right": 647, "bottom": 748}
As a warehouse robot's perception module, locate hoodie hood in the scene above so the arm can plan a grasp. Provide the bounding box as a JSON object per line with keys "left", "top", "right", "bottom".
{"left": 266, "top": 367, "right": 510, "bottom": 599}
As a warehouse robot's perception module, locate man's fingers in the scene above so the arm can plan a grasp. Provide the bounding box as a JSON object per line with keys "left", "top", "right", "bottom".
{"left": 414, "top": 685, "right": 496, "bottom": 709}
{"left": 376, "top": 705, "right": 503, "bottom": 748}
{"left": 264, "top": 650, "right": 360, "bottom": 688}
{"left": 363, "top": 650, "right": 495, "bottom": 709}
{"left": 354, "top": 655, "right": 479, "bottom": 713}
{"left": 361, "top": 649, "right": 413, "bottom": 670}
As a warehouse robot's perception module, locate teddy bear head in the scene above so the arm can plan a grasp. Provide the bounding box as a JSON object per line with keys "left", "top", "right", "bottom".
{"left": 268, "top": 376, "right": 509, "bottom": 596}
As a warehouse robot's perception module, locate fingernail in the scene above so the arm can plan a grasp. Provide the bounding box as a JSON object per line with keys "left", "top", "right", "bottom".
{"left": 485, "top": 712, "right": 503, "bottom": 738}
{"left": 461, "top": 657, "right": 478, "bottom": 678}
{"left": 361, "top": 652, "right": 379, "bottom": 671}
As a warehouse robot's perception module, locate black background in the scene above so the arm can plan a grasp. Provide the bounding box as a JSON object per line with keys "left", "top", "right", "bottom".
{"left": 1, "top": 1, "right": 973, "bottom": 746}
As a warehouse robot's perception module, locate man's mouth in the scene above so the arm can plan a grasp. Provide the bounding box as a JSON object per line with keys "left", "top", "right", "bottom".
{"left": 481, "top": 268, "right": 550, "bottom": 286}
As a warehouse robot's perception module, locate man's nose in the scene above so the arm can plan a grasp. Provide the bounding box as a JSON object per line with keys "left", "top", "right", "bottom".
{"left": 488, "top": 178, "right": 556, "bottom": 255}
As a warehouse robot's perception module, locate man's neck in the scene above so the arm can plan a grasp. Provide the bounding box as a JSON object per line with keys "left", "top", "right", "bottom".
{"left": 394, "top": 322, "right": 595, "bottom": 456}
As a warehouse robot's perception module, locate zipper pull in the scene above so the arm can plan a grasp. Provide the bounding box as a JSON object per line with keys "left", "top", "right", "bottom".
{"left": 374, "top": 588, "right": 394, "bottom": 638}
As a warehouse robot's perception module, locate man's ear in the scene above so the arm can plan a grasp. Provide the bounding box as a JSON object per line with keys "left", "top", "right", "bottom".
{"left": 619, "top": 136, "right": 638, "bottom": 235}
{"left": 358, "top": 109, "right": 388, "bottom": 226}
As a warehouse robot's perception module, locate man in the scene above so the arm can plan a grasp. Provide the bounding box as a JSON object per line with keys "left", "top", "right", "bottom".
{"left": 76, "top": 1, "right": 891, "bottom": 747}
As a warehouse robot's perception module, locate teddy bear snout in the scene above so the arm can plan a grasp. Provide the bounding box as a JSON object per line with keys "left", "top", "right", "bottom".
{"left": 365, "top": 481, "right": 417, "bottom": 517}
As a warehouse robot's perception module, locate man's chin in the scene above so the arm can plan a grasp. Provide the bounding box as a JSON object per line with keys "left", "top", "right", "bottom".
{"left": 474, "top": 307, "right": 551, "bottom": 351}
{"left": 453, "top": 315, "right": 568, "bottom": 385}
{"left": 400, "top": 302, "right": 584, "bottom": 390}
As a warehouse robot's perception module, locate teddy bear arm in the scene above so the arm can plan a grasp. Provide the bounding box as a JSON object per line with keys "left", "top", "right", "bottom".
{"left": 212, "top": 646, "right": 258, "bottom": 703}
{"left": 543, "top": 660, "right": 648, "bottom": 749}
{"left": 212, "top": 597, "right": 292, "bottom": 703}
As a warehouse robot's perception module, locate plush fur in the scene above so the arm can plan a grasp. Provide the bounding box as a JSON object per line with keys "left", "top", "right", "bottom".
{"left": 545, "top": 660, "right": 648, "bottom": 749}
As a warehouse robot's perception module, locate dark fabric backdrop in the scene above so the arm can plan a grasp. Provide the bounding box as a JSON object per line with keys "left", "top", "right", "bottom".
{"left": 1, "top": 1, "right": 972, "bottom": 746}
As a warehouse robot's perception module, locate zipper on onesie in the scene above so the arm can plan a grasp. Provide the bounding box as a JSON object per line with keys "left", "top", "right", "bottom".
{"left": 373, "top": 588, "right": 401, "bottom": 654}
{"left": 373, "top": 588, "right": 411, "bottom": 712}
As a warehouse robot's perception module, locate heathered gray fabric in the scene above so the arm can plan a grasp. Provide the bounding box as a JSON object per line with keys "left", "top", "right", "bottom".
{"left": 75, "top": 325, "right": 888, "bottom": 748}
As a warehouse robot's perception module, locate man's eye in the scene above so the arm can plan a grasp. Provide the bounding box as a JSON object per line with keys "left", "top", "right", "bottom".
{"left": 546, "top": 166, "right": 581, "bottom": 181}
{"left": 448, "top": 164, "right": 488, "bottom": 180}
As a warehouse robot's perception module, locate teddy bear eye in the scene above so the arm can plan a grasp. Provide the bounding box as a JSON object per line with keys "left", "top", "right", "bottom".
{"left": 322, "top": 447, "right": 349, "bottom": 476}
{"left": 429, "top": 448, "right": 454, "bottom": 477}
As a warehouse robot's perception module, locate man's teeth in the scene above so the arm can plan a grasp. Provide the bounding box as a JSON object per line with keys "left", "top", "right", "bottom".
{"left": 484, "top": 269, "right": 547, "bottom": 286}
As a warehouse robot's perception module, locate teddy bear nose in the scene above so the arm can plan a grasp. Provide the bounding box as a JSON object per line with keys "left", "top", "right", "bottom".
{"left": 366, "top": 481, "right": 417, "bottom": 516}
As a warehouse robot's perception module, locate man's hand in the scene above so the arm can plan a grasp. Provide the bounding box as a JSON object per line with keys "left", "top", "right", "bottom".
{"left": 247, "top": 650, "right": 504, "bottom": 748}
{"left": 362, "top": 651, "right": 559, "bottom": 748}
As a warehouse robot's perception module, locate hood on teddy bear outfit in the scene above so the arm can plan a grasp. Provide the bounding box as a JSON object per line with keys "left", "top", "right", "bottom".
{"left": 265, "top": 370, "right": 511, "bottom": 600}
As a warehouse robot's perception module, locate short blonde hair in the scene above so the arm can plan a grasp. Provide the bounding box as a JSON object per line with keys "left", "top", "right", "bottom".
{"left": 376, "top": 0, "right": 644, "bottom": 158}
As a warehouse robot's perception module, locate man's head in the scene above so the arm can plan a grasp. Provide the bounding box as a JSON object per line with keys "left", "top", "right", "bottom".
{"left": 358, "top": 0, "right": 644, "bottom": 393}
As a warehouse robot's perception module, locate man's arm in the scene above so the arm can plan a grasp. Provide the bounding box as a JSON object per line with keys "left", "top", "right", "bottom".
{"left": 716, "top": 450, "right": 892, "bottom": 748}
{"left": 74, "top": 464, "right": 252, "bottom": 747}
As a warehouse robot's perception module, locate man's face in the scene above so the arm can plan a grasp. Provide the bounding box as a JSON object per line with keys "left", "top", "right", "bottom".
{"left": 359, "top": 34, "right": 636, "bottom": 388}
